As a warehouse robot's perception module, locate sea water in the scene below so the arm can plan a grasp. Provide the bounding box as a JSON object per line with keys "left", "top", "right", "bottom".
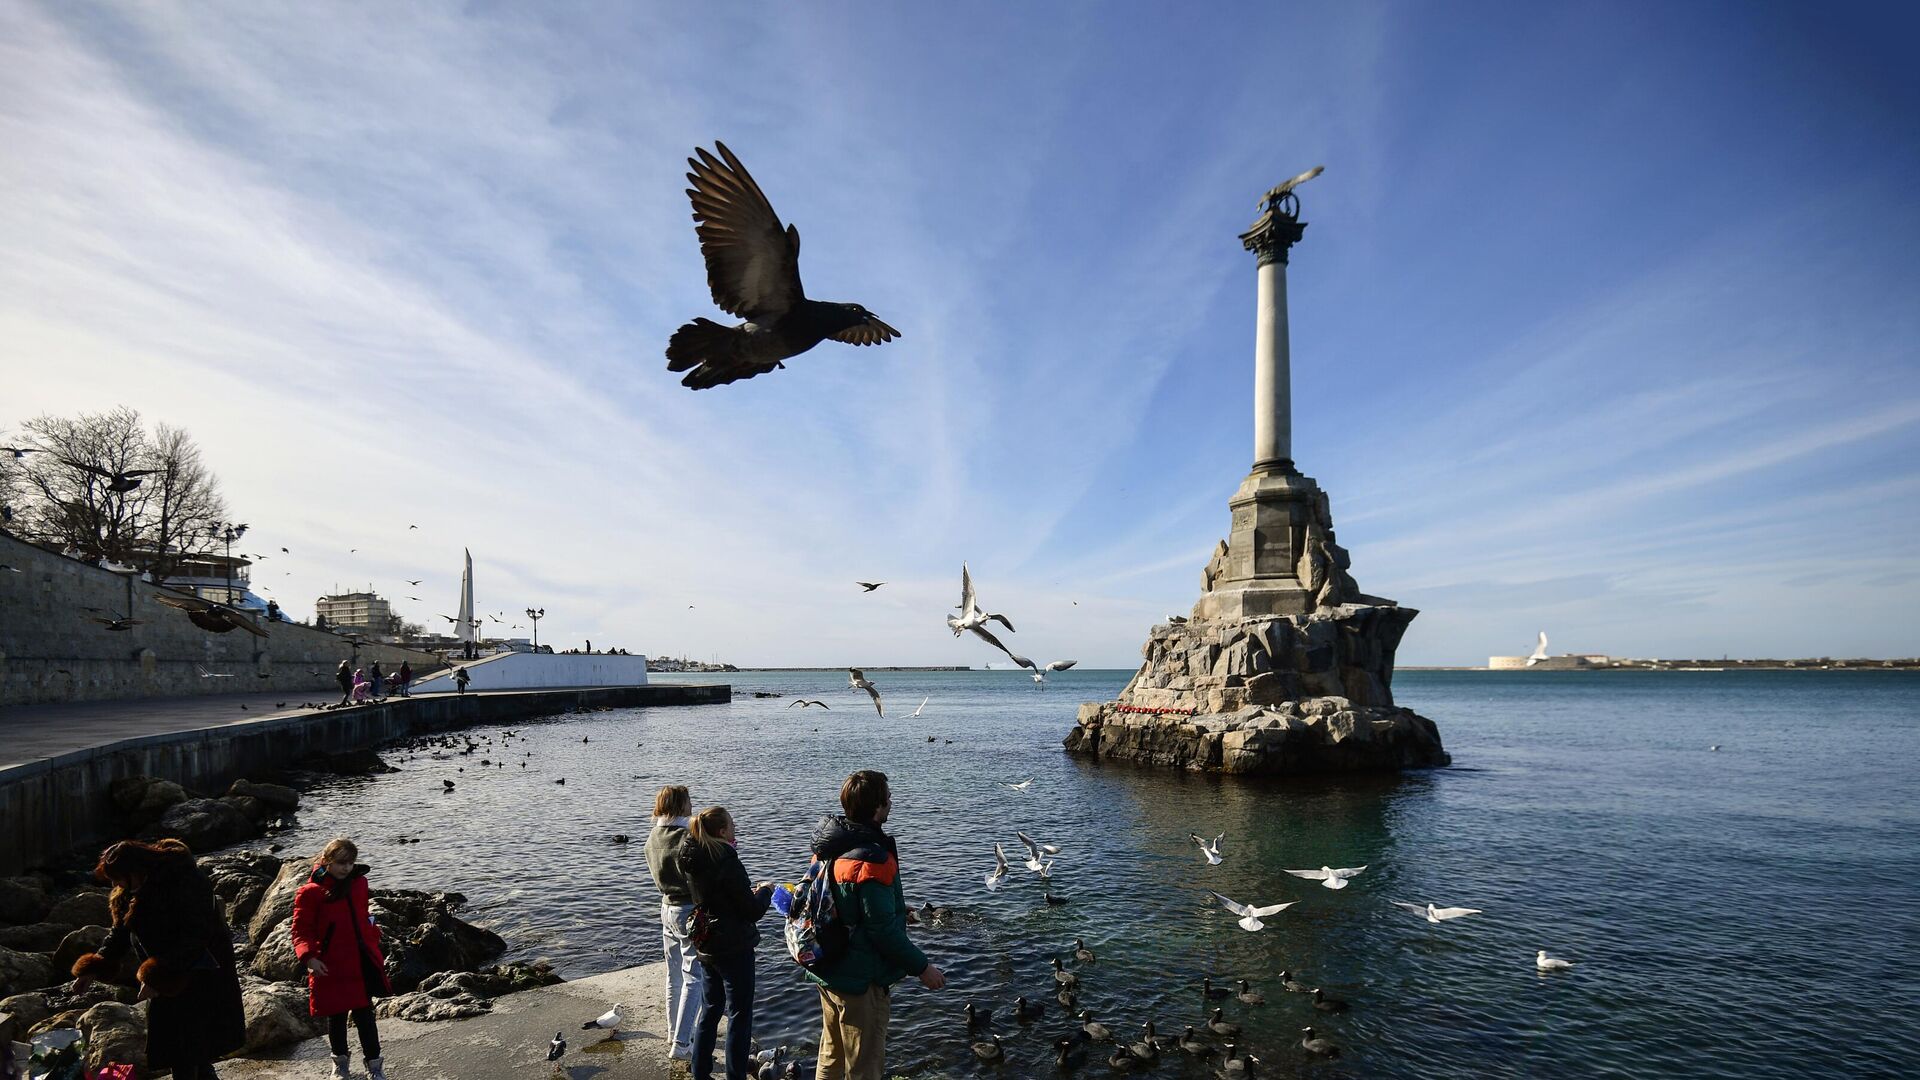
{"left": 272, "top": 669, "right": 1920, "bottom": 1078}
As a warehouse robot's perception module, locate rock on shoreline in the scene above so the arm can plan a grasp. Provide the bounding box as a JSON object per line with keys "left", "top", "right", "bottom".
{"left": 0, "top": 769, "right": 553, "bottom": 1072}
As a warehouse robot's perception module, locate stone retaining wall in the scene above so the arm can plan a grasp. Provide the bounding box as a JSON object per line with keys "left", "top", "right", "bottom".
{"left": 0, "top": 684, "right": 729, "bottom": 870}
{"left": 0, "top": 533, "right": 437, "bottom": 706}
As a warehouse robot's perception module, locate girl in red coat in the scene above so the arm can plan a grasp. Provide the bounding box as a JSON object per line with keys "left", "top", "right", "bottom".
{"left": 291, "top": 838, "right": 393, "bottom": 1080}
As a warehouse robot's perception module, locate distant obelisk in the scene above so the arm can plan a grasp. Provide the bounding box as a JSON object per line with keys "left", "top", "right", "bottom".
{"left": 456, "top": 548, "right": 476, "bottom": 648}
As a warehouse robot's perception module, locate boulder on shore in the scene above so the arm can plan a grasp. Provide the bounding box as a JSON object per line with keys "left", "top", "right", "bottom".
{"left": 239, "top": 975, "right": 323, "bottom": 1053}
{"left": 373, "top": 891, "right": 507, "bottom": 992}
{"left": 43, "top": 891, "right": 110, "bottom": 930}
{"left": 0, "top": 946, "right": 55, "bottom": 998}
{"left": 78, "top": 1000, "right": 146, "bottom": 1073}
{"left": 51, "top": 926, "right": 109, "bottom": 978}
{"left": 247, "top": 859, "right": 313, "bottom": 947}
{"left": 108, "top": 776, "right": 188, "bottom": 824}
{"left": 227, "top": 779, "right": 301, "bottom": 813}
{"left": 0, "top": 877, "right": 53, "bottom": 927}
{"left": 141, "top": 798, "right": 258, "bottom": 853}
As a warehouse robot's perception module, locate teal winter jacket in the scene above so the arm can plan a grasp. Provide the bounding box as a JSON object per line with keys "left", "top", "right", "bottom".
{"left": 804, "top": 814, "right": 929, "bottom": 994}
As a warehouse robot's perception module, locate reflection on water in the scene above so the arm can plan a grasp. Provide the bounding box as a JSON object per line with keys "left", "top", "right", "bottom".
{"left": 264, "top": 669, "right": 1920, "bottom": 1078}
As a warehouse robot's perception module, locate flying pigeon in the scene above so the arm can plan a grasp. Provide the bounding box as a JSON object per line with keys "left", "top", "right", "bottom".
{"left": 666, "top": 142, "right": 900, "bottom": 389}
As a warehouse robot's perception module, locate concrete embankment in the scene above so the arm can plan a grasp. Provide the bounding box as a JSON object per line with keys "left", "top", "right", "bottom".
{"left": 0, "top": 684, "right": 729, "bottom": 869}
{"left": 220, "top": 961, "right": 673, "bottom": 1079}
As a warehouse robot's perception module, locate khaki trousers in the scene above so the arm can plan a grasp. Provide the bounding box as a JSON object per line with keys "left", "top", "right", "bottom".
{"left": 815, "top": 984, "right": 890, "bottom": 1080}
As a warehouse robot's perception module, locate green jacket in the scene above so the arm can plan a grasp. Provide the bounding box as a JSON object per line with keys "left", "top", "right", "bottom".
{"left": 805, "top": 814, "right": 929, "bottom": 994}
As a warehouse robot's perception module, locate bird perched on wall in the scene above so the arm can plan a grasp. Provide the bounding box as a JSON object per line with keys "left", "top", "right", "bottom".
{"left": 666, "top": 142, "right": 900, "bottom": 389}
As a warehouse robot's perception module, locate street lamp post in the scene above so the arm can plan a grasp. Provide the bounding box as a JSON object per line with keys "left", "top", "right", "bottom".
{"left": 211, "top": 522, "right": 248, "bottom": 605}
{"left": 525, "top": 607, "right": 545, "bottom": 651}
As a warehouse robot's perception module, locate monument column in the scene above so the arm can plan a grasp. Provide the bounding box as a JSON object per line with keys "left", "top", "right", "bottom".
{"left": 1245, "top": 202, "right": 1306, "bottom": 474}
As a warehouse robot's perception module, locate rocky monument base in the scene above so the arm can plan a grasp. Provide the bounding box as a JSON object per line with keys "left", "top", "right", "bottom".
{"left": 1065, "top": 605, "right": 1448, "bottom": 774}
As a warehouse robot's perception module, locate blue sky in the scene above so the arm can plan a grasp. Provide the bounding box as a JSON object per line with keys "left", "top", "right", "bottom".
{"left": 4, "top": 2, "right": 1916, "bottom": 666}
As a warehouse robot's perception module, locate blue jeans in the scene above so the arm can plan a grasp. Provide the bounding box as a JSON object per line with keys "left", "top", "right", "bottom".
{"left": 662, "top": 900, "right": 706, "bottom": 1059}
{"left": 692, "top": 947, "right": 755, "bottom": 1080}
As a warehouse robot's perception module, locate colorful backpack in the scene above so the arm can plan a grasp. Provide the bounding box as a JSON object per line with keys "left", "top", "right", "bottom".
{"left": 783, "top": 857, "right": 851, "bottom": 973}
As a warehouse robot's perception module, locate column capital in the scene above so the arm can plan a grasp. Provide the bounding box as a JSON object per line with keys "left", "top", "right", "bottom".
{"left": 1240, "top": 197, "right": 1307, "bottom": 266}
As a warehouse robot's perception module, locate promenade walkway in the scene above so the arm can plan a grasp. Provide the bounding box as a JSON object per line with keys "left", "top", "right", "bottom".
{"left": 223, "top": 961, "right": 673, "bottom": 1079}
{"left": 0, "top": 692, "right": 325, "bottom": 771}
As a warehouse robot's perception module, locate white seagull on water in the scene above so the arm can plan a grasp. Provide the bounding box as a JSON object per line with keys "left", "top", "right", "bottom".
{"left": 1285, "top": 865, "right": 1368, "bottom": 890}
{"left": 847, "top": 668, "right": 884, "bottom": 717}
{"left": 1005, "top": 778, "right": 1034, "bottom": 794}
{"left": 1016, "top": 830, "right": 1061, "bottom": 872}
{"left": 1189, "top": 833, "right": 1225, "bottom": 865}
{"left": 984, "top": 844, "right": 1009, "bottom": 890}
{"left": 1536, "top": 950, "right": 1575, "bottom": 971}
{"left": 1206, "top": 891, "right": 1296, "bottom": 932}
{"left": 1391, "top": 901, "right": 1483, "bottom": 923}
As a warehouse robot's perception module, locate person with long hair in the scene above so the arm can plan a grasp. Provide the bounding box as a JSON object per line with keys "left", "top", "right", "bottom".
{"left": 291, "top": 837, "right": 393, "bottom": 1080}
{"left": 68, "top": 839, "right": 246, "bottom": 1079}
{"left": 644, "top": 784, "right": 703, "bottom": 1063}
{"left": 676, "top": 806, "right": 773, "bottom": 1080}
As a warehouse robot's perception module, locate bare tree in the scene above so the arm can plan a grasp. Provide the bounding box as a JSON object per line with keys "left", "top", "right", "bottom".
{"left": 143, "top": 423, "right": 227, "bottom": 580}
{"left": 12, "top": 408, "right": 229, "bottom": 574}
{"left": 0, "top": 428, "right": 24, "bottom": 533}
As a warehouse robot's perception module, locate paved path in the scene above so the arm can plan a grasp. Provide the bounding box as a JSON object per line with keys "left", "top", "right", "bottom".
{"left": 0, "top": 686, "right": 571, "bottom": 773}
{"left": 223, "top": 963, "right": 676, "bottom": 1080}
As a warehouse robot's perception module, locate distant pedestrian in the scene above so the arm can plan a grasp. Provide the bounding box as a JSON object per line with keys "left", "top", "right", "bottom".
{"left": 352, "top": 668, "right": 372, "bottom": 704}
{"left": 397, "top": 661, "right": 413, "bottom": 697}
{"left": 335, "top": 660, "right": 353, "bottom": 706}
{"left": 646, "top": 785, "right": 703, "bottom": 1063}
{"left": 677, "top": 806, "right": 774, "bottom": 1080}
{"left": 69, "top": 839, "right": 246, "bottom": 1079}
{"left": 368, "top": 662, "right": 384, "bottom": 700}
{"left": 292, "top": 838, "right": 392, "bottom": 1080}
{"left": 454, "top": 666, "right": 470, "bottom": 694}
{"left": 809, "top": 770, "right": 945, "bottom": 1080}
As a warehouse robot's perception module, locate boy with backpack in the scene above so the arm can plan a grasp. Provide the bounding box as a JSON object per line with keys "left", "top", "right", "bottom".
{"left": 799, "top": 770, "right": 945, "bottom": 1080}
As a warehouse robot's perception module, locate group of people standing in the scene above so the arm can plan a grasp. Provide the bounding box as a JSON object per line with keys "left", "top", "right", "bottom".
{"left": 68, "top": 836, "right": 391, "bottom": 1080}
{"left": 647, "top": 770, "right": 944, "bottom": 1080}
{"left": 59, "top": 769, "right": 938, "bottom": 1080}
{"left": 333, "top": 659, "right": 413, "bottom": 704}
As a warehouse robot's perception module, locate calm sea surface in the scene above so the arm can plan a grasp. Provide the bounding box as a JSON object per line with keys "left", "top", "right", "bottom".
{"left": 263, "top": 669, "right": 1920, "bottom": 1078}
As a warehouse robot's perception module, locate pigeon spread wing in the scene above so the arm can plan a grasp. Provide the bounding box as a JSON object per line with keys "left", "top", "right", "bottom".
{"left": 686, "top": 142, "right": 803, "bottom": 320}
{"left": 826, "top": 315, "right": 901, "bottom": 346}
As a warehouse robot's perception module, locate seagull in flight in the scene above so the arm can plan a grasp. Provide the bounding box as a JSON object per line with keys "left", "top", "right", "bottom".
{"left": 1, "top": 445, "right": 39, "bottom": 458}
{"left": 194, "top": 665, "right": 235, "bottom": 679}
{"left": 1391, "top": 901, "right": 1483, "bottom": 923}
{"left": 856, "top": 581, "right": 884, "bottom": 592}
{"left": 1004, "top": 778, "right": 1034, "bottom": 794}
{"left": 909, "top": 696, "right": 928, "bottom": 718}
{"left": 1259, "top": 165, "right": 1324, "bottom": 206}
{"left": 1017, "top": 658, "right": 1078, "bottom": 684}
{"left": 1016, "top": 831, "right": 1061, "bottom": 872}
{"left": 947, "top": 563, "right": 1017, "bottom": 638}
{"left": 1189, "top": 833, "right": 1224, "bottom": 865}
{"left": 787, "top": 699, "right": 831, "bottom": 710}
{"left": 1207, "top": 891, "right": 1296, "bottom": 932}
{"left": 1285, "top": 865, "right": 1368, "bottom": 890}
{"left": 666, "top": 142, "right": 900, "bottom": 390}
{"left": 848, "top": 668, "right": 883, "bottom": 717}
{"left": 984, "top": 844, "right": 1009, "bottom": 890}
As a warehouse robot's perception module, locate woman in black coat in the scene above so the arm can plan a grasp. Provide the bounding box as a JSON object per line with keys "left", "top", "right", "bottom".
{"left": 677, "top": 806, "right": 773, "bottom": 1080}
{"left": 70, "top": 838, "right": 247, "bottom": 1078}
